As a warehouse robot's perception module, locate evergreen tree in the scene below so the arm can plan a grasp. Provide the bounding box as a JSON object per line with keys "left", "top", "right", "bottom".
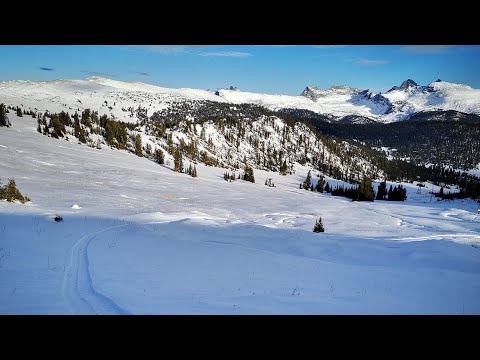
{"left": 313, "top": 216, "right": 325, "bottom": 233}
{"left": 0, "top": 178, "right": 29, "bottom": 203}
{"left": 316, "top": 175, "right": 325, "bottom": 193}
{"left": 192, "top": 165, "right": 198, "bottom": 178}
{"left": 78, "top": 127, "right": 86, "bottom": 143}
{"left": 243, "top": 164, "right": 255, "bottom": 183}
{"left": 325, "top": 182, "right": 330, "bottom": 193}
{"left": 399, "top": 185, "right": 407, "bottom": 201}
{"left": 145, "top": 143, "right": 152, "bottom": 156}
{"left": 388, "top": 185, "right": 393, "bottom": 200}
{"left": 0, "top": 103, "right": 11, "bottom": 127}
{"left": 74, "top": 112, "right": 81, "bottom": 138}
{"left": 50, "top": 115, "right": 65, "bottom": 138}
{"left": 135, "top": 134, "right": 143, "bottom": 157}
{"left": 358, "top": 176, "right": 375, "bottom": 201}
{"left": 280, "top": 159, "right": 288, "bottom": 175}
{"left": 154, "top": 149, "right": 165, "bottom": 164}
{"left": 376, "top": 180, "right": 387, "bottom": 200}
{"left": 303, "top": 170, "right": 312, "bottom": 190}
{"left": 173, "top": 148, "right": 183, "bottom": 172}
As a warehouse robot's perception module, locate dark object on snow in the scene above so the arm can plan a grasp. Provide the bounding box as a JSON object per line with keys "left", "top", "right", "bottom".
{"left": 54, "top": 215, "right": 63, "bottom": 222}
{"left": 313, "top": 217, "right": 325, "bottom": 233}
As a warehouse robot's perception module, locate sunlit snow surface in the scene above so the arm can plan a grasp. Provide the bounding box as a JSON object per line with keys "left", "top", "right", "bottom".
{"left": 0, "top": 115, "right": 479, "bottom": 314}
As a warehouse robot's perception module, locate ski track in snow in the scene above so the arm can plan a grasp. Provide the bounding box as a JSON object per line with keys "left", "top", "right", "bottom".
{"left": 391, "top": 233, "right": 480, "bottom": 244}
{"left": 63, "top": 224, "right": 131, "bottom": 315}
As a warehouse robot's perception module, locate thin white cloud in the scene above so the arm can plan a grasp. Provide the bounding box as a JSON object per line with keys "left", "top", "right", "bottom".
{"left": 127, "top": 45, "right": 246, "bottom": 57}
{"left": 355, "top": 59, "right": 391, "bottom": 66}
{"left": 81, "top": 70, "right": 114, "bottom": 77}
{"left": 200, "top": 51, "right": 252, "bottom": 57}
{"left": 312, "top": 45, "right": 350, "bottom": 48}
{"left": 147, "top": 45, "right": 189, "bottom": 54}
{"left": 400, "top": 45, "right": 453, "bottom": 54}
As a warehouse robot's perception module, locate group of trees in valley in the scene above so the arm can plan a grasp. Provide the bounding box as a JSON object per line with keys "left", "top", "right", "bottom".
{"left": 301, "top": 170, "right": 407, "bottom": 202}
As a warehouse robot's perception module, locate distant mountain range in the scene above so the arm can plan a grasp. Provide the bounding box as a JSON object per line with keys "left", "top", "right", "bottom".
{"left": 0, "top": 77, "right": 479, "bottom": 123}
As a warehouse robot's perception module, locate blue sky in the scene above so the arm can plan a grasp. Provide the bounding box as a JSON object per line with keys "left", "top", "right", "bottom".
{"left": 0, "top": 45, "right": 479, "bottom": 95}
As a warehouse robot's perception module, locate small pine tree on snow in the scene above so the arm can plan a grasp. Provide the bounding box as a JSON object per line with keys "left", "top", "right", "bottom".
{"left": 145, "top": 143, "right": 152, "bottom": 156}
{"left": 325, "top": 182, "right": 330, "bottom": 193}
{"left": 173, "top": 148, "right": 183, "bottom": 173}
{"left": 0, "top": 178, "right": 30, "bottom": 203}
{"left": 376, "top": 180, "right": 387, "bottom": 200}
{"left": 78, "top": 127, "right": 86, "bottom": 144}
{"left": 135, "top": 134, "right": 143, "bottom": 157}
{"left": 280, "top": 159, "right": 288, "bottom": 175}
{"left": 47, "top": 116, "right": 64, "bottom": 138}
{"left": 358, "top": 176, "right": 375, "bottom": 201}
{"left": 154, "top": 149, "right": 164, "bottom": 164}
{"left": 192, "top": 165, "right": 198, "bottom": 178}
{"left": 303, "top": 170, "right": 312, "bottom": 190}
{"left": 74, "top": 113, "right": 81, "bottom": 137}
{"left": 399, "top": 185, "right": 407, "bottom": 201}
{"left": 243, "top": 164, "right": 255, "bottom": 183}
{"left": 316, "top": 175, "right": 325, "bottom": 193}
{"left": 0, "top": 103, "right": 11, "bottom": 127}
{"left": 313, "top": 216, "right": 325, "bottom": 233}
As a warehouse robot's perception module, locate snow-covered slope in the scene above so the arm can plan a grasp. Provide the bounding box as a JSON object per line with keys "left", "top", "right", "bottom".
{"left": 0, "top": 77, "right": 227, "bottom": 123}
{"left": 0, "top": 77, "right": 478, "bottom": 124}
{"left": 1, "top": 114, "right": 480, "bottom": 314}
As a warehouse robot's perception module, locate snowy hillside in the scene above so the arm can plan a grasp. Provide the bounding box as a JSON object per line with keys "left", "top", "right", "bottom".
{"left": 1, "top": 114, "right": 480, "bottom": 314}
{"left": 0, "top": 77, "right": 227, "bottom": 124}
{"left": 0, "top": 77, "right": 478, "bottom": 124}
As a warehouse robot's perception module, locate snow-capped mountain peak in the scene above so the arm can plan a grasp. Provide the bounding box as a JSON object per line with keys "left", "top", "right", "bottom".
{"left": 300, "top": 86, "right": 320, "bottom": 100}
{"left": 399, "top": 79, "right": 418, "bottom": 91}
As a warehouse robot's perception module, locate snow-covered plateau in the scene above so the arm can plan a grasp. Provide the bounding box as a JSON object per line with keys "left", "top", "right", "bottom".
{"left": 1, "top": 114, "right": 479, "bottom": 314}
